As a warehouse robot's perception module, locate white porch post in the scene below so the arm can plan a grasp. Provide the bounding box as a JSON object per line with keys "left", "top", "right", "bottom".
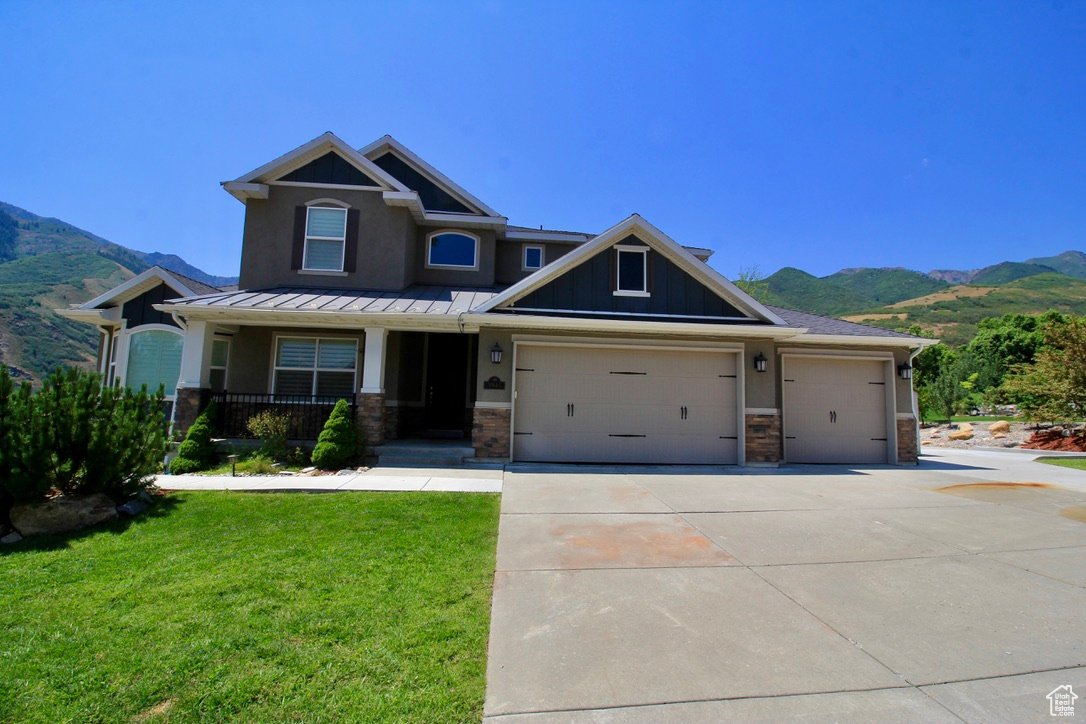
{"left": 361, "top": 327, "right": 388, "bottom": 393}
{"left": 177, "top": 319, "right": 215, "bottom": 389}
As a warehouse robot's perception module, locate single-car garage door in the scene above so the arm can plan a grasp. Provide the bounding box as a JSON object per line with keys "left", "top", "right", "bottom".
{"left": 513, "top": 345, "right": 739, "bottom": 464}
{"left": 783, "top": 356, "right": 891, "bottom": 464}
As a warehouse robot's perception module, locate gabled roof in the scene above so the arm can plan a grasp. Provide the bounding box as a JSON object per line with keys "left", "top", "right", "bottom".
{"left": 79, "top": 266, "right": 217, "bottom": 310}
{"left": 476, "top": 214, "right": 786, "bottom": 325}
{"left": 359, "top": 135, "right": 502, "bottom": 218}
{"left": 223, "top": 132, "right": 409, "bottom": 201}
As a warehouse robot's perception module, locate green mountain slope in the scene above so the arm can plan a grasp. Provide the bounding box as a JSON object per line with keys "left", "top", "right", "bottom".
{"left": 843, "top": 272, "right": 1086, "bottom": 346}
{"left": 823, "top": 268, "right": 948, "bottom": 305}
{"left": 0, "top": 203, "right": 236, "bottom": 382}
{"left": 970, "top": 261, "right": 1056, "bottom": 285}
{"left": 1025, "top": 250, "right": 1086, "bottom": 280}
{"left": 763, "top": 267, "right": 873, "bottom": 316}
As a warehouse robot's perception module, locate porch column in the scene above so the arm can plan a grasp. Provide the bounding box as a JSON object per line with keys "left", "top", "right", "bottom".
{"left": 357, "top": 327, "right": 387, "bottom": 448}
{"left": 173, "top": 319, "right": 214, "bottom": 436}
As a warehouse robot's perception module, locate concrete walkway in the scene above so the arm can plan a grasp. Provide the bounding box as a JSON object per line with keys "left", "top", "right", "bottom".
{"left": 485, "top": 450, "right": 1086, "bottom": 722}
{"left": 156, "top": 466, "right": 503, "bottom": 493}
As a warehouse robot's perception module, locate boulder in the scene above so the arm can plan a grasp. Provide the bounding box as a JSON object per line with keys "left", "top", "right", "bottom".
{"left": 10, "top": 493, "right": 118, "bottom": 537}
{"left": 956, "top": 422, "right": 974, "bottom": 433}
{"left": 989, "top": 420, "right": 1011, "bottom": 434}
{"left": 1, "top": 531, "right": 23, "bottom": 544}
{"left": 948, "top": 430, "right": 974, "bottom": 441}
{"left": 116, "top": 499, "right": 149, "bottom": 517}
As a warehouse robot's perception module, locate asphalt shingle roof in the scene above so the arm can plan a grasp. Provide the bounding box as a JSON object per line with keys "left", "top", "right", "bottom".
{"left": 767, "top": 305, "right": 921, "bottom": 339}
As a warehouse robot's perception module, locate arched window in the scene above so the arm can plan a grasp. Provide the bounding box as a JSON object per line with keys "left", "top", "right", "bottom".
{"left": 125, "top": 329, "right": 183, "bottom": 397}
{"left": 426, "top": 231, "right": 479, "bottom": 269}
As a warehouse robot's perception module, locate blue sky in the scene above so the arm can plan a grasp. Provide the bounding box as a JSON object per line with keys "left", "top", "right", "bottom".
{"left": 1, "top": 1, "right": 1083, "bottom": 279}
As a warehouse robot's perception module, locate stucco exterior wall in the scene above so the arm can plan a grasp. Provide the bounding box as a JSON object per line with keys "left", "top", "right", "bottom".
{"left": 238, "top": 185, "right": 417, "bottom": 290}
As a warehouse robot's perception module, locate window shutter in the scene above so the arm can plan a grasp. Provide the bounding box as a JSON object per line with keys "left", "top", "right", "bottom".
{"left": 291, "top": 206, "right": 306, "bottom": 270}
{"left": 344, "top": 208, "right": 360, "bottom": 273}
{"left": 646, "top": 250, "right": 655, "bottom": 293}
{"left": 609, "top": 247, "right": 617, "bottom": 291}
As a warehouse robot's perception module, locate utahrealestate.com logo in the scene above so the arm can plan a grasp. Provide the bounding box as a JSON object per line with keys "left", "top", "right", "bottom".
{"left": 1049, "top": 685, "right": 1077, "bottom": 717}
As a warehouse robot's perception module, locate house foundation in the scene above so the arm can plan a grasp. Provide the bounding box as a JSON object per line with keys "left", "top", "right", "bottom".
{"left": 472, "top": 406, "right": 511, "bottom": 459}
{"left": 745, "top": 412, "right": 781, "bottom": 464}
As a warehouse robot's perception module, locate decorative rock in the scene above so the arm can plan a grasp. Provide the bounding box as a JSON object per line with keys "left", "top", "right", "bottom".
{"left": 948, "top": 430, "right": 974, "bottom": 441}
{"left": 956, "top": 423, "right": 974, "bottom": 433}
{"left": 335, "top": 469, "right": 356, "bottom": 476}
{"left": 301, "top": 467, "right": 317, "bottom": 473}
{"left": 992, "top": 432, "right": 1007, "bottom": 439}
{"left": 989, "top": 420, "right": 1011, "bottom": 434}
{"left": 277, "top": 470, "right": 295, "bottom": 476}
{"left": 921, "top": 440, "right": 932, "bottom": 446}
{"left": 10, "top": 493, "right": 118, "bottom": 537}
{"left": 1, "top": 531, "right": 23, "bottom": 544}
{"left": 138, "top": 491, "right": 155, "bottom": 504}
{"left": 116, "top": 500, "right": 149, "bottom": 517}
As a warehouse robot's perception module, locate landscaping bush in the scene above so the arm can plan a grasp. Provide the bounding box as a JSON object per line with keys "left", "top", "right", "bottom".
{"left": 246, "top": 409, "right": 295, "bottom": 461}
{"left": 170, "top": 401, "right": 218, "bottom": 475}
{"left": 311, "top": 399, "right": 361, "bottom": 469}
{"left": 0, "top": 366, "right": 168, "bottom": 504}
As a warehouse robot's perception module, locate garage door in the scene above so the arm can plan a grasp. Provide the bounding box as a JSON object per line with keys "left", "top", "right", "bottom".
{"left": 513, "top": 346, "right": 739, "bottom": 464}
{"left": 783, "top": 357, "right": 890, "bottom": 464}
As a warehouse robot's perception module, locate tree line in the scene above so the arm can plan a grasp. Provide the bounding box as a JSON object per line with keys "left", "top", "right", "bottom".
{"left": 910, "top": 311, "right": 1086, "bottom": 424}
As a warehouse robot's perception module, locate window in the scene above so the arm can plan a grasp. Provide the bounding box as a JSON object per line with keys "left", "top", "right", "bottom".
{"left": 108, "top": 332, "right": 119, "bottom": 385}
{"left": 273, "top": 337, "right": 357, "bottom": 398}
{"left": 209, "top": 338, "right": 230, "bottom": 392}
{"left": 615, "top": 247, "right": 648, "bottom": 295}
{"left": 522, "top": 245, "right": 544, "bottom": 271}
{"left": 125, "top": 329, "right": 183, "bottom": 397}
{"left": 426, "top": 231, "right": 478, "bottom": 269}
{"left": 303, "top": 206, "right": 348, "bottom": 271}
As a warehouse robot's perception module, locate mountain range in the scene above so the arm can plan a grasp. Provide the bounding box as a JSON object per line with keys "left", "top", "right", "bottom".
{"left": 0, "top": 198, "right": 1082, "bottom": 380}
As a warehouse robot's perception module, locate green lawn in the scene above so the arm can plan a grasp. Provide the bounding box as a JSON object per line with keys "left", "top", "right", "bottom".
{"left": 0, "top": 491, "right": 500, "bottom": 723}
{"left": 1038, "top": 457, "right": 1086, "bottom": 470}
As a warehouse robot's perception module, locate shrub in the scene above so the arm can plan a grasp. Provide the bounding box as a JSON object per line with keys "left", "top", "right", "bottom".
{"left": 170, "top": 402, "right": 218, "bottom": 475}
{"left": 246, "top": 409, "right": 294, "bottom": 461}
{"left": 0, "top": 366, "right": 168, "bottom": 504}
{"left": 311, "top": 399, "right": 361, "bottom": 470}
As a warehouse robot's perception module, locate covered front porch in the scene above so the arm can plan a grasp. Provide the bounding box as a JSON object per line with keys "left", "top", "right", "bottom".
{"left": 172, "top": 319, "right": 513, "bottom": 459}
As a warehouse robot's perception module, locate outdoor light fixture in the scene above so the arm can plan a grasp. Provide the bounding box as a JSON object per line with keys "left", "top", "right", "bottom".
{"left": 898, "top": 363, "right": 913, "bottom": 380}
{"left": 490, "top": 343, "right": 503, "bottom": 364}
{"left": 753, "top": 352, "right": 768, "bottom": 373}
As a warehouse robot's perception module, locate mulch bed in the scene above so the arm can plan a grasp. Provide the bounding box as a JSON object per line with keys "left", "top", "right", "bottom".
{"left": 1022, "top": 428, "right": 1086, "bottom": 452}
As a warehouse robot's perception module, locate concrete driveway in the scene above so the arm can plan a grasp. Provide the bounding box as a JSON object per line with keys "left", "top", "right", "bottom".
{"left": 485, "top": 449, "right": 1086, "bottom": 722}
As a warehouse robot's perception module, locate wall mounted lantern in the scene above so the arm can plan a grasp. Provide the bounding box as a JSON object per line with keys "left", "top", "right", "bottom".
{"left": 753, "top": 352, "right": 767, "bottom": 373}
{"left": 490, "top": 343, "right": 503, "bottom": 364}
{"left": 898, "top": 363, "right": 913, "bottom": 380}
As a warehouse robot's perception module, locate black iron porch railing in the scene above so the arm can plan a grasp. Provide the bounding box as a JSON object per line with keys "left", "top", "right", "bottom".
{"left": 210, "top": 391, "right": 355, "bottom": 440}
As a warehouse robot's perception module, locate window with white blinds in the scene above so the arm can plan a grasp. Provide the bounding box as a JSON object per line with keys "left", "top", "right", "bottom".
{"left": 273, "top": 337, "right": 357, "bottom": 398}
{"left": 303, "top": 207, "right": 348, "bottom": 271}
{"left": 125, "top": 329, "right": 183, "bottom": 397}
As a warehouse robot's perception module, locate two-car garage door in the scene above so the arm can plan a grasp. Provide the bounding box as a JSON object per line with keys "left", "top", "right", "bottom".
{"left": 513, "top": 345, "right": 739, "bottom": 464}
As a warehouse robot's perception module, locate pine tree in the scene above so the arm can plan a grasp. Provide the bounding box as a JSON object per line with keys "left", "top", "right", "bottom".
{"left": 311, "top": 399, "right": 360, "bottom": 470}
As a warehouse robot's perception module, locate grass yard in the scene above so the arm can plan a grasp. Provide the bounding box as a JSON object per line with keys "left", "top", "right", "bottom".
{"left": 1038, "top": 457, "right": 1086, "bottom": 470}
{"left": 0, "top": 491, "right": 500, "bottom": 723}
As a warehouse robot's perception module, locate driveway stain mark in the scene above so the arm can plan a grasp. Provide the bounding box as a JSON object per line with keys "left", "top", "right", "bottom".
{"left": 1059, "top": 505, "right": 1086, "bottom": 523}
{"left": 551, "top": 518, "right": 735, "bottom": 568}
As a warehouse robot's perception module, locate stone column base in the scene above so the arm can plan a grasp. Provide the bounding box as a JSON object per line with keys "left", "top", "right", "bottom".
{"left": 745, "top": 413, "right": 781, "bottom": 464}
{"left": 173, "top": 387, "right": 208, "bottom": 439}
{"left": 384, "top": 404, "right": 401, "bottom": 441}
{"left": 472, "top": 406, "right": 511, "bottom": 459}
{"left": 355, "top": 392, "right": 386, "bottom": 448}
{"left": 897, "top": 416, "right": 919, "bottom": 464}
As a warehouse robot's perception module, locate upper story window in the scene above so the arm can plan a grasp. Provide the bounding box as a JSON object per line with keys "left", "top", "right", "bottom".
{"left": 304, "top": 206, "right": 348, "bottom": 271}
{"left": 523, "top": 245, "right": 544, "bottom": 271}
{"left": 615, "top": 247, "right": 649, "bottom": 296}
{"left": 426, "top": 231, "right": 479, "bottom": 270}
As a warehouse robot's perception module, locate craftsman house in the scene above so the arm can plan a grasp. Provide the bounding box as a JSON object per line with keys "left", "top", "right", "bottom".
{"left": 60, "top": 132, "right": 930, "bottom": 465}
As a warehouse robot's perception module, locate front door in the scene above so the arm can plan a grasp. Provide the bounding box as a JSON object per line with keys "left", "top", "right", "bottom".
{"left": 424, "top": 333, "right": 471, "bottom": 434}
